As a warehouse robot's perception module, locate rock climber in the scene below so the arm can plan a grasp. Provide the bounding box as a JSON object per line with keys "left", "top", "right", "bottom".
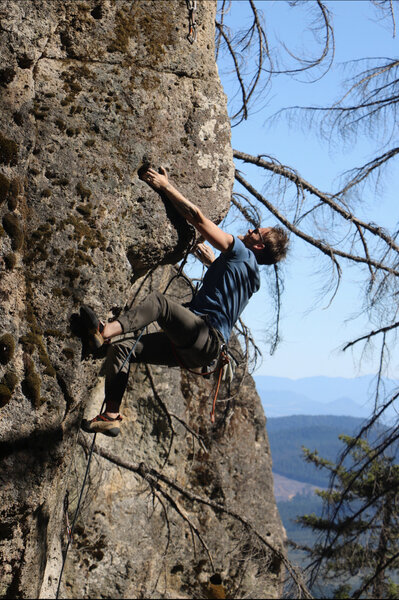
{"left": 81, "top": 166, "right": 289, "bottom": 437}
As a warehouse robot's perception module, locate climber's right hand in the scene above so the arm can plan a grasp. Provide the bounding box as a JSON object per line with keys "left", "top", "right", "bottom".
{"left": 194, "top": 242, "right": 216, "bottom": 266}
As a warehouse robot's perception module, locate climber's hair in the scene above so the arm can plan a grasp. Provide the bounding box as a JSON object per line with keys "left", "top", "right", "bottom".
{"left": 255, "top": 226, "right": 289, "bottom": 265}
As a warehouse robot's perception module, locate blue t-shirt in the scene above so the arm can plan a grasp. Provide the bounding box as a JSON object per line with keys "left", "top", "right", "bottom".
{"left": 189, "top": 237, "right": 260, "bottom": 342}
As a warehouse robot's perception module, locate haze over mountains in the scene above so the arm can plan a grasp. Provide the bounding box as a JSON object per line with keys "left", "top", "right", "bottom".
{"left": 255, "top": 374, "right": 398, "bottom": 419}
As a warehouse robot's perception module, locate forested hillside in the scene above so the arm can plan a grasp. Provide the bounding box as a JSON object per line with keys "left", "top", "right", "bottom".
{"left": 268, "top": 415, "right": 366, "bottom": 485}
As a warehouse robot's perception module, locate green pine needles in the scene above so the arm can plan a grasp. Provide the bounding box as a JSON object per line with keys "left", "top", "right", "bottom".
{"left": 298, "top": 435, "right": 399, "bottom": 599}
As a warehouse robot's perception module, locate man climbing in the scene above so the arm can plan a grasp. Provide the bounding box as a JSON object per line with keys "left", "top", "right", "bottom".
{"left": 81, "top": 166, "right": 289, "bottom": 437}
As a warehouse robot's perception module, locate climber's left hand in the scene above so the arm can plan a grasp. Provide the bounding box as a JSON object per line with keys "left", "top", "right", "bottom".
{"left": 142, "top": 166, "right": 169, "bottom": 191}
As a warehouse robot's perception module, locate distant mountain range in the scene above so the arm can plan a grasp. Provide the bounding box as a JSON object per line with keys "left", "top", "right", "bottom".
{"left": 254, "top": 374, "right": 399, "bottom": 419}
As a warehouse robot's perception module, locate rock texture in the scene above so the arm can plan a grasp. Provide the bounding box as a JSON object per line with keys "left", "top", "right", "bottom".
{"left": 0, "top": 1, "right": 284, "bottom": 598}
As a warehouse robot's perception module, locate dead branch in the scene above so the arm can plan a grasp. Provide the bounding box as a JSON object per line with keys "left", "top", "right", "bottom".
{"left": 234, "top": 168, "right": 399, "bottom": 277}
{"left": 215, "top": 0, "right": 231, "bottom": 61}
{"left": 233, "top": 149, "right": 399, "bottom": 256}
{"left": 338, "top": 146, "right": 399, "bottom": 197}
{"left": 78, "top": 437, "right": 312, "bottom": 598}
{"left": 144, "top": 364, "right": 175, "bottom": 468}
{"left": 169, "top": 411, "right": 208, "bottom": 452}
{"left": 215, "top": 21, "right": 249, "bottom": 122}
{"left": 231, "top": 193, "right": 261, "bottom": 228}
{"left": 154, "top": 480, "right": 215, "bottom": 572}
{"left": 342, "top": 320, "right": 399, "bottom": 351}
{"left": 150, "top": 490, "right": 171, "bottom": 593}
{"left": 272, "top": 0, "right": 334, "bottom": 79}
{"left": 215, "top": 0, "right": 272, "bottom": 125}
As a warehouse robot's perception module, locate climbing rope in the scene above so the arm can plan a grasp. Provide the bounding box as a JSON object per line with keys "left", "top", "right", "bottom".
{"left": 186, "top": 0, "right": 197, "bottom": 44}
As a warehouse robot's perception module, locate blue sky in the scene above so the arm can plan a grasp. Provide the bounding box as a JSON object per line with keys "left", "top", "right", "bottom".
{"left": 209, "top": 1, "right": 399, "bottom": 379}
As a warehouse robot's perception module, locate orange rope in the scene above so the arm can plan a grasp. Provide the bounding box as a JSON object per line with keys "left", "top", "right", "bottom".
{"left": 210, "top": 351, "right": 230, "bottom": 423}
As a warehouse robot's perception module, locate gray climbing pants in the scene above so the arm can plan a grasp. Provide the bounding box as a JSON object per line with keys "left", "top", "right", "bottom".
{"left": 104, "top": 291, "right": 221, "bottom": 410}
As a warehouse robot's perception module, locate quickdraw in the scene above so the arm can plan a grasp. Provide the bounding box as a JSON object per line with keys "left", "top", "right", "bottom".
{"left": 186, "top": 0, "right": 197, "bottom": 44}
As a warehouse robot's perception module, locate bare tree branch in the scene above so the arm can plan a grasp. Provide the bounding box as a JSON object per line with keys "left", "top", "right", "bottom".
{"left": 79, "top": 436, "right": 313, "bottom": 599}
{"left": 343, "top": 320, "right": 399, "bottom": 351}
{"left": 270, "top": 0, "right": 335, "bottom": 80}
{"left": 233, "top": 149, "right": 399, "bottom": 256}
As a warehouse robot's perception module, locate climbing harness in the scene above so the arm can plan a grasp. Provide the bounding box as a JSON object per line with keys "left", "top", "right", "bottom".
{"left": 170, "top": 339, "right": 231, "bottom": 424}
{"left": 164, "top": 234, "right": 235, "bottom": 423}
{"left": 186, "top": 0, "right": 197, "bottom": 44}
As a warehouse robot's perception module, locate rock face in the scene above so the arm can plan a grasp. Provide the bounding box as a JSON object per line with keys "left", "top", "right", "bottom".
{"left": 0, "top": 1, "right": 284, "bottom": 598}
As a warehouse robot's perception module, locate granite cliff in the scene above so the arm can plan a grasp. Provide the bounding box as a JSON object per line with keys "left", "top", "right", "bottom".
{"left": 0, "top": 1, "right": 285, "bottom": 598}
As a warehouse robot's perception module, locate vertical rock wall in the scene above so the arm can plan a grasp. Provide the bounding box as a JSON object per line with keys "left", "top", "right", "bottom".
{"left": 0, "top": 1, "right": 284, "bottom": 598}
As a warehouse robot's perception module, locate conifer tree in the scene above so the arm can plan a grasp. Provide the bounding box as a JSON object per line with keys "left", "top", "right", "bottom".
{"left": 297, "top": 436, "right": 399, "bottom": 598}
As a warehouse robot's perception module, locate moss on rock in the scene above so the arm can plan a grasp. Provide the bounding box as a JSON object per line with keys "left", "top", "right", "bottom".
{"left": 20, "top": 332, "right": 56, "bottom": 378}
{"left": 24, "top": 223, "right": 53, "bottom": 264}
{"left": 0, "top": 384, "right": 12, "bottom": 407}
{"left": 0, "top": 133, "right": 18, "bottom": 164}
{"left": 7, "top": 178, "right": 22, "bottom": 210}
{"left": 76, "top": 182, "right": 92, "bottom": 200}
{"left": 0, "top": 173, "right": 10, "bottom": 203}
{"left": 22, "top": 356, "right": 42, "bottom": 408}
{"left": 8, "top": 196, "right": 18, "bottom": 211}
{"left": 61, "top": 214, "right": 106, "bottom": 252}
{"left": 4, "top": 253, "right": 16, "bottom": 270}
{"left": 62, "top": 347, "right": 75, "bottom": 360}
{"left": 76, "top": 203, "right": 92, "bottom": 217}
{"left": 0, "top": 67, "right": 16, "bottom": 87}
{"left": 13, "top": 111, "right": 24, "bottom": 126}
{"left": 55, "top": 118, "right": 67, "bottom": 131}
{"left": 107, "top": 8, "right": 137, "bottom": 54}
{"left": 0, "top": 371, "right": 18, "bottom": 407}
{"left": 2, "top": 371, "right": 18, "bottom": 391}
{"left": 2, "top": 213, "right": 23, "bottom": 250}
{"left": 0, "top": 334, "right": 15, "bottom": 365}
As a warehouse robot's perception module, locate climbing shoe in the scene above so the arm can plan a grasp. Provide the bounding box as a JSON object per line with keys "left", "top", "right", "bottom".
{"left": 81, "top": 413, "right": 122, "bottom": 437}
{"left": 80, "top": 305, "right": 105, "bottom": 349}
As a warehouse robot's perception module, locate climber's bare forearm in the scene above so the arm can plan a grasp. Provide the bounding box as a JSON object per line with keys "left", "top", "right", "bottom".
{"left": 163, "top": 183, "right": 233, "bottom": 252}
{"left": 163, "top": 183, "right": 203, "bottom": 223}
{"left": 142, "top": 166, "right": 233, "bottom": 253}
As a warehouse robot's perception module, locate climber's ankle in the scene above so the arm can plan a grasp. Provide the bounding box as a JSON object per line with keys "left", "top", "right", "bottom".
{"left": 105, "top": 411, "right": 119, "bottom": 419}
